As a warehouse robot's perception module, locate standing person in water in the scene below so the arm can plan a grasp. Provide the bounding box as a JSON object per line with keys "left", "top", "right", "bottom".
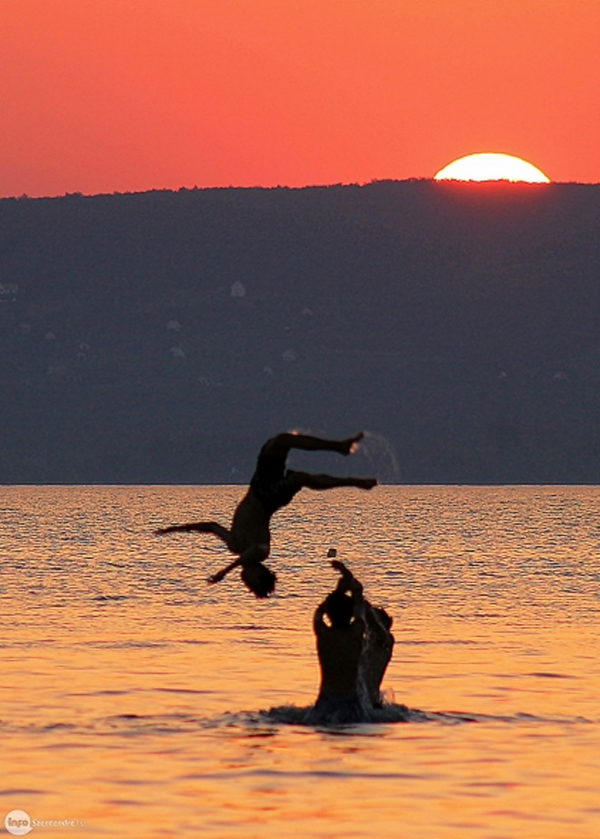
{"left": 155, "top": 432, "right": 377, "bottom": 597}
{"left": 307, "top": 558, "right": 394, "bottom": 724}
{"left": 361, "top": 601, "right": 395, "bottom": 709}
{"left": 325, "top": 551, "right": 395, "bottom": 710}
{"left": 307, "top": 560, "right": 367, "bottom": 724}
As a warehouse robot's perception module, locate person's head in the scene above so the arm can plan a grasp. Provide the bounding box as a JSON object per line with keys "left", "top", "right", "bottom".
{"left": 241, "top": 562, "right": 277, "bottom": 598}
{"left": 324, "top": 590, "right": 354, "bottom": 629}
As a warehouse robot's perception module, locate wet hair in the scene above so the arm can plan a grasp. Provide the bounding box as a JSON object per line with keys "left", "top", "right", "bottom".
{"left": 324, "top": 590, "right": 354, "bottom": 628}
{"left": 241, "top": 562, "right": 277, "bottom": 598}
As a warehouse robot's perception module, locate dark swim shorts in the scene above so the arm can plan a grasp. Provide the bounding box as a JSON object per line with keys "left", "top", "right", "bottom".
{"left": 249, "top": 452, "right": 301, "bottom": 515}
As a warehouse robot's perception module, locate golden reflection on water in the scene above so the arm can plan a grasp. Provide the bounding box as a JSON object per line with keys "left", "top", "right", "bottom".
{"left": 1, "top": 486, "right": 600, "bottom": 838}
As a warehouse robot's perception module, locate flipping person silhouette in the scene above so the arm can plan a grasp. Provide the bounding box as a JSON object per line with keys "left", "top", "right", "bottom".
{"left": 155, "top": 432, "right": 377, "bottom": 597}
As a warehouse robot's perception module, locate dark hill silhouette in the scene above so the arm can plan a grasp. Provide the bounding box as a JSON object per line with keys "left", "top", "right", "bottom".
{"left": 0, "top": 180, "right": 598, "bottom": 483}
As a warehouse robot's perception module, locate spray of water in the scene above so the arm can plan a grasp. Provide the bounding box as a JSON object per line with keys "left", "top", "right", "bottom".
{"left": 355, "top": 431, "right": 400, "bottom": 485}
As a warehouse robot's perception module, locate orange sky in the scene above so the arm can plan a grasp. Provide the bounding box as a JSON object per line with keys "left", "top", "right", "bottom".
{"left": 1, "top": 0, "right": 598, "bottom": 198}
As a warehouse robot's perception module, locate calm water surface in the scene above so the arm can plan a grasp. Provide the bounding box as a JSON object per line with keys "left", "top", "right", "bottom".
{"left": 1, "top": 486, "right": 599, "bottom": 838}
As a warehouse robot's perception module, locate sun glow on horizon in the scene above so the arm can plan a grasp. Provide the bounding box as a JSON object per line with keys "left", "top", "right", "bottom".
{"left": 434, "top": 153, "right": 550, "bottom": 183}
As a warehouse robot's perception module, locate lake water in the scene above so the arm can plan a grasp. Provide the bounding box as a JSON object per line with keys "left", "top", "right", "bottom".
{"left": 1, "top": 486, "right": 599, "bottom": 838}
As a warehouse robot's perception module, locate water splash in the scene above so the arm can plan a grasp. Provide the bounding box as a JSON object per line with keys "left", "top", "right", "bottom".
{"left": 356, "top": 432, "right": 401, "bottom": 484}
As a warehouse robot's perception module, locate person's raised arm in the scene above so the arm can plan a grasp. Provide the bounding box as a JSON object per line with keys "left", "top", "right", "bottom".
{"left": 331, "top": 560, "right": 363, "bottom": 596}
{"left": 330, "top": 559, "right": 366, "bottom": 626}
{"left": 207, "top": 557, "right": 242, "bottom": 585}
{"left": 331, "top": 559, "right": 354, "bottom": 592}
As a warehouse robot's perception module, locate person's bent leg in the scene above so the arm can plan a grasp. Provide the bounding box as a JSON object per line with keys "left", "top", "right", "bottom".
{"left": 289, "top": 471, "right": 377, "bottom": 491}
{"left": 261, "top": 432, "right": 365, "bottom": 460}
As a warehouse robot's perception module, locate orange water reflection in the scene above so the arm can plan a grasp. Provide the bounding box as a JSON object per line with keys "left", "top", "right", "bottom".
{"left": 1, "top": 487, "right": 600, "bottom": 838}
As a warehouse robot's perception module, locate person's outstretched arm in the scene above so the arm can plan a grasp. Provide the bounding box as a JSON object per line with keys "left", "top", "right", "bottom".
{"left": 154, "top": 521, "right": 230, "bottom": 542}
{"left": 207, "top": 543, "right": 269, "bottom": 585}
{"left": 331, "top": 560, "right": 366, "bottom": 623}
{"left": 155, "top": 522, "right": 200, "bottom": 535}
{"left": 208, "top": 557, "right": 242, "bottom": 584}
{"left": 262, "top": 431, "right": 365, "bottom": 460}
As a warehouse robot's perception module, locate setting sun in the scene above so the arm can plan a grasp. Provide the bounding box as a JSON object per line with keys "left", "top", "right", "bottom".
{"left": 434, "top": 153, "right": 551, "bottom": 183}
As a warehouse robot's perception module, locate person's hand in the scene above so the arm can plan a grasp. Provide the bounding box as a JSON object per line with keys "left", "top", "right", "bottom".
{"left": 207, "top": 569, "right": 227, "bottom": 585}
{"left": 330, "top": 558, "right": 350, "bottom": 576}
{"left": 154, "top": 523, "right": 189, "bottom": 535}
{"left": 331, "top": 559, "right": 363, "bottom": 596}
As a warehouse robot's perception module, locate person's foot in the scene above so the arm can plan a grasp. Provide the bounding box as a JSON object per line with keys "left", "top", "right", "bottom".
{"left": 340, "top": 432, "right": 364, "bottom": 455}
{"left": 357, "top": 477, "right": 377, "bottom": 489}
